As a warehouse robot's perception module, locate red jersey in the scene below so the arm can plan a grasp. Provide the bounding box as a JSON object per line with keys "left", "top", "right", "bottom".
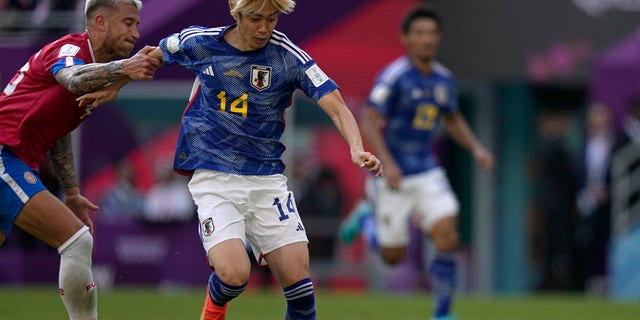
{"left": 0, "top": 32, "right": 96, "bottom": 169}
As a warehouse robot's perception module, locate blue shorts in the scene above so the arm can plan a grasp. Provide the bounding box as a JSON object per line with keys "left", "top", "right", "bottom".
{"left": 0, "top": 146, "right": 47, "bottom": 236}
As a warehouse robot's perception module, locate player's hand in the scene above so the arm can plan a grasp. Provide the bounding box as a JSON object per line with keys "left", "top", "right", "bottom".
{"left": 121, "top": 45, "right": 162, "bottom": 80}
{"left": 137, "top": 45, "right": 157, "bottom": 55}
{"left": 472, "top": 145, "right": 495, "bottom": 172}
{"left": 353, "top": 151, "right": 383, "bottom": 178}
{"left": 76, "top": 85, "right": 119, "bottom": 108}
{"left": 64, "top": 193, "right": 99, "bottom": 235}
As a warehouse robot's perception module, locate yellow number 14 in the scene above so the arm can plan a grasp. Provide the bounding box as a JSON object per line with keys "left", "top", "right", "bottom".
{"left": 217, "top": 91, "right": 248, "bottom": 118}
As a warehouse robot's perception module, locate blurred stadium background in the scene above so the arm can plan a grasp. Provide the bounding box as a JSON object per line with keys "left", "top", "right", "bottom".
{"left": 2, "top": 0, "right": 640, "bottom": 318}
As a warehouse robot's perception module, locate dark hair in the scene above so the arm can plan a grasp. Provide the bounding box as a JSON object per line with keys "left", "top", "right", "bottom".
{"left": 401, "top": 4, "right": 442, "bottom": 34}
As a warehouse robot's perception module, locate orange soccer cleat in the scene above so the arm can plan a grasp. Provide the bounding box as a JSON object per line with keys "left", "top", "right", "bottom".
{"left": 200, "top": 285, "right": 228, "bottom": 320}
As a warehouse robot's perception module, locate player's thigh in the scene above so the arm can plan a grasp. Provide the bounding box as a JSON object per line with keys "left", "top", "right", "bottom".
{"left": 15, "top": 190, "right": 85, "bottom": 249}
{"left": 413, "top": 169, "right": 460, "bottom": 250}
{"left": 245, "top": 177, "right": 308, "bottom": 268}
{"left": 264, "top": 241, "right": 310, "bottom": 287}
{"left": 413, "top": 169, "right": 460, "bottom": 230}
{"left": 189, "top": 170, "right": 248, "bottom": 257}
{"left": 208, "top": 238, "right": 251, "bottom": 285}
{"left": 0, "top": 148, "right": 78, "bottom": 249}
{"left": 374, "top": 184, "right": 413, "bottom": 248}
{"left": 0, "top": 231, "right": 6, "bottom": 246}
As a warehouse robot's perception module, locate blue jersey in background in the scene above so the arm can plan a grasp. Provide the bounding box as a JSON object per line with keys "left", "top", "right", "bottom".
{"left": 368, "top": 56, "right": 458, "bottom": 175}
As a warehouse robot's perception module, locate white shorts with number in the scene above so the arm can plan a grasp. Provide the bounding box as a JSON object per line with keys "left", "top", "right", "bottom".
{"left": 370, "top": 167, "right": 459, "bottom": 247}
{"left": 188, "top": 169, "right": 308, "bottom": 266}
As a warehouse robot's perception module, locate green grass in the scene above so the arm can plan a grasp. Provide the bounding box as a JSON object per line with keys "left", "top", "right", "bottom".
{"left": 1, "top": 286, "right": 639, "bottom": 319}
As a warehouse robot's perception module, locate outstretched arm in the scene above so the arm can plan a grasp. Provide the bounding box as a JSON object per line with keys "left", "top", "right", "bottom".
{"left": 317, "top": 90, "right": 383, "bottom": 177}
{"left": 360, "top": 105, "right": 404, "bottom": 189}
{"left": 56, "top": 45, "right": 161, "bottom": 95}
{"left": 443, "top": 111, "right": 494, "bottom": 171}
{"left": 76, "top": 47, "right": 164, "bottom": 108}
{"left": 48, "top": 134, "right": 99, "bottom": 234}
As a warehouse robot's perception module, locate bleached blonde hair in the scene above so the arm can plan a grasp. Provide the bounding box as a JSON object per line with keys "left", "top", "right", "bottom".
{"left": 230, "top": 0, "right": 296, "bottom": 16}
{"left": 85, "top": 0, "right": 143, "bottom": 17}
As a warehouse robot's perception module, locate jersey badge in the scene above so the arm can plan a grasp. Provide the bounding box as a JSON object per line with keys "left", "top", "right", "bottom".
{"left": 411, "top": 88, "right": 423, "bottom": 100}
{"left": 166, "top": 34, "right": 180, "bottom": 54}
{"left": 58, "top": 44, "right": 81, "bottom": 57}
{"left": 305, "top": 64, "right": 329, "bottom": 87}
{"left": 370, "top": 85, "right": 390, "bottom": 105}
{"left": 23, "top": 171, "right": 38, "bottom": 184}
{"left": 202, "top": 217, "right": 215, "bottom": 236}
{"left": 251, "top": 65, "right": 271, "bottom": 90}
{"left": 434, "top": 83, "right": 449, "bottom": 106}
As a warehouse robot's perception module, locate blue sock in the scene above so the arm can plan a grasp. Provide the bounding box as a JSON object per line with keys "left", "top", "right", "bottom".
{"left": 361, "top": 212, "right": 378, "bottom": 251}
{"left": 208, "top": 272, "right": 247, "bottom": 306}
{"left": 283, "top": 278, "right": 316, "bottom": 320}
{"left": 430, "top": 253, "right": 456, "bottom": 317}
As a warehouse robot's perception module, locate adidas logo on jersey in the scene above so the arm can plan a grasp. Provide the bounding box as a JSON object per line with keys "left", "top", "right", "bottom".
{"left": 203, "top": 66, "right": 215, "bottom": 76}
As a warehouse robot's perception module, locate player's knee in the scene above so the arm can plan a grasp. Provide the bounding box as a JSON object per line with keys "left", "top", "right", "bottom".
{"left": 380, "top": 247, "right": 407, "bottom": 265}
{"left": 57, "top": 226, "right": 93, "bottom": 259}
{"left": 431, "top": 228, "right": 459, "bottom": 252}
{"left": 439, "top": 233, "right": 459, "bottom": 252}
{"left": 214, "top": 263, "right": 251, "bottom": 286}
{"left": 430, "top": 216, "right": 459, "bottom": 252}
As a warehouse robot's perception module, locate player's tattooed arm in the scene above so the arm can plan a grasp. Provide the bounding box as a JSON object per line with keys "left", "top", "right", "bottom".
{"left": 56, "top": 45, "right": 161, "bottom": 95}
{"left": 75, "top": 47, "right": 164, "bottom": 107}
{"left": 56, "top": 61, "right": 126, "bottom": 95}
{"left": 49, "top": 134, "right": 100, "bottom": 232}
{"left": 48, "top": 133, "right": 78, "bottom": 191}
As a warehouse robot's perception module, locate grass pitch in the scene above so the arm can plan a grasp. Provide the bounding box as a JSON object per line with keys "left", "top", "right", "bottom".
{"left": 1, "top": 286, "right": 639, "bottom": 319}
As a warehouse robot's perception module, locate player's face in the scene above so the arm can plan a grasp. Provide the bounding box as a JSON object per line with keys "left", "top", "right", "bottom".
{"left": 402, "top": 18, "right": 441, "bottom": 62}
{"left": 104, "top": 3, "right": 141, "bottom": 58}
{"left": 235, "top": 2, "right": 280, "bottom": 51}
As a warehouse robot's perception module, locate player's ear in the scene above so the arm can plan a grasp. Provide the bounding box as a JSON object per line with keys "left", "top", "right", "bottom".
{"left": 229, "top": 0, "right": 239, "bottom": 20}
{"left": 92, "top": 13, "right": 107, "bottom": 32}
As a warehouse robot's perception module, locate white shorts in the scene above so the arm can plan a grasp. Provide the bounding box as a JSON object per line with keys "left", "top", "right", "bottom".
{"left": 370, "top": 168, "right": 459, "bottom": 247}
{"left": 188, "top": 169, "right": 308, "bottom": 266}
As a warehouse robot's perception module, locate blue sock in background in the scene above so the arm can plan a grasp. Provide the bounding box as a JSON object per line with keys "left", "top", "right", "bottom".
{"left": 430, "top": 253, "right": 456, "bottom": 317}
{"left": 361, "top": 211, "right": 378, "bottom": 251}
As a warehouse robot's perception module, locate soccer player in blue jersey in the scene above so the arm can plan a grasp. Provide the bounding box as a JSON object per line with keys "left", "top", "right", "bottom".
{"left": 340, "top": 5, "right": 494, "bottom": 320}
{"left": 79, "top": 0, "right": 382, "bottom": 319}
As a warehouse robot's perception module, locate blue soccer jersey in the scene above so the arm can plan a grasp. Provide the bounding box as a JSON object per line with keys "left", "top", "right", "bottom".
{"left": 367, "top": 56, "right": 458, "bottom": 175}
{"left": 159, "top": 25, "right": 339, "bottom": 175}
